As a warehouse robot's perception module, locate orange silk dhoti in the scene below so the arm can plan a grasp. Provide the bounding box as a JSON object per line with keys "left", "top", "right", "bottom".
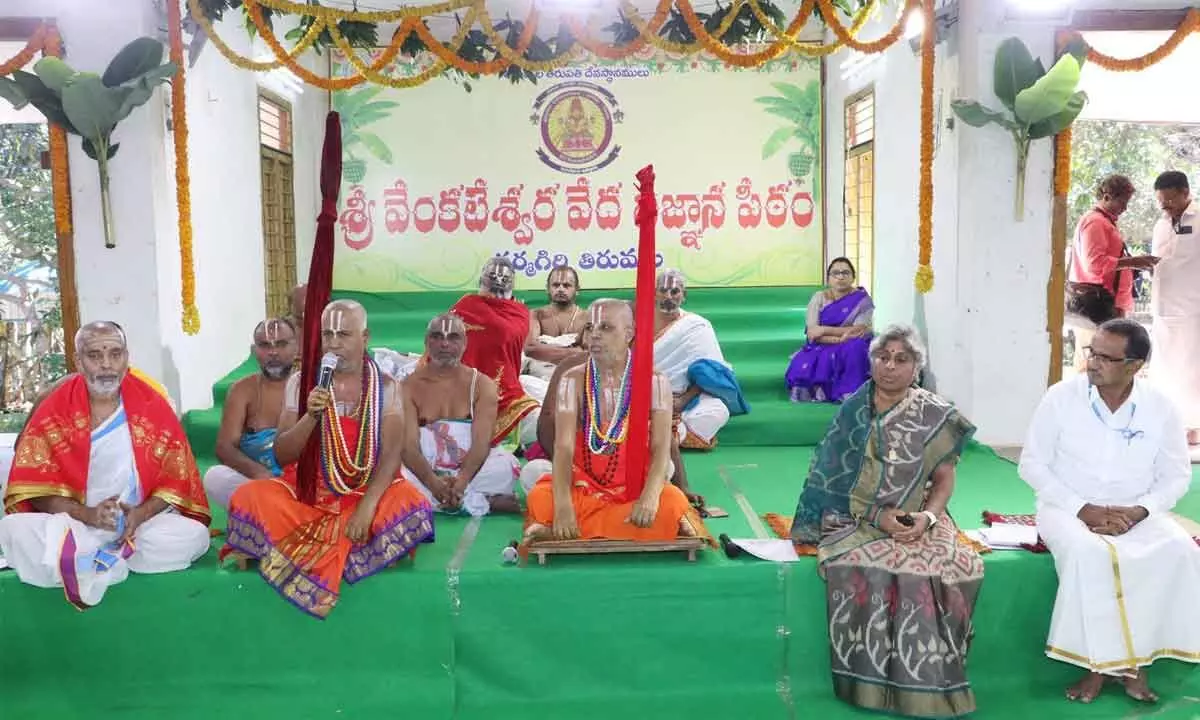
{"left": 224, "top": 451, "right": 434, "bottom": 618}
{"left": 524, "top": 431, "right": 709, "bottom": 541}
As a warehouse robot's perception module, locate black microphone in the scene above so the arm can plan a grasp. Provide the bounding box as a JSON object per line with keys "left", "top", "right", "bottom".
{"left": 316, "top": 353, "right": 338, "bottom": 390}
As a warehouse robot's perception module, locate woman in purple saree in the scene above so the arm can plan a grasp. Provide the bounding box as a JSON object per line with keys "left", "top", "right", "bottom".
{"left": 786, "top": 257, "right": 874, "bottom": 403}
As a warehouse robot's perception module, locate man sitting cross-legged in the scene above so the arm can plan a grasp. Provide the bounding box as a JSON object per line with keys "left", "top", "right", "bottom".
{"left": 0, "top": 321, "right": 210, "bottom": 609}
{"left": 524, "top": 266, "right": 587, "bottom": 381}
{"left": 1019, "top": 318, "right": 1200, "bottom": 704}
{"left": 524, "top": 299, "right": 707, "bottom": 542}
{"left": 203, "top": 317, "right": 298, "bottom": 509}
{"left": 223, "top": 300, "right": 435, "bottom": 619}
{"left": 401, "top": 313, "right": 520, "bottom": 516}
{"left": 653, "top": 269, "right": 748, "bottom": 450}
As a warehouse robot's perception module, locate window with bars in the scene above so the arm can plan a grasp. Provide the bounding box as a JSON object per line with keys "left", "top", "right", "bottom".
{"left": 258, "top": 94, "right": 292, "bottom": 154}
{"left": 843, "top": 89, "right": 875, "bottom": 293}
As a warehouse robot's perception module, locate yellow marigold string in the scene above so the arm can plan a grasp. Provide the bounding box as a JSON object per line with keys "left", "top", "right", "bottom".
{"left": 1084, "top": 8, "right": 1199, "bottom": 72}
{"left": 818, "top": 0, "right": 916, "bottom": 56}
{"left": 255, "top": 0, "right": 473, "bottom": 23}
{"left": 1053, "top": 125, "right": 1072, "bottom": 197}
{"left": 186, "top": 0, "right": 326, "bottom": 72}
{"left": 0, "top": 25, "right": 47, "bottom": 75}
{"left": 169, "top": 0, "right": 200, "bottom": 335}
{"left": 746, "top": 0, "right": 875, "bottom": 57}
{"left": 914, "top": 0, "right": 934, "bottom": 294}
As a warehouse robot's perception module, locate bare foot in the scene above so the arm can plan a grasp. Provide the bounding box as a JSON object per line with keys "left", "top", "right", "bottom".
{"left": 487, "top": 495, "right": 522, "bottom": 514}
{"left": 523, "top": 523, "right": 550, "bottom": 542}
{"left": 1121, "top": 670, "right": 1159, "bottom": 704}
{"left": 1066, "top": 672, "right": 1105, "bottom": 703}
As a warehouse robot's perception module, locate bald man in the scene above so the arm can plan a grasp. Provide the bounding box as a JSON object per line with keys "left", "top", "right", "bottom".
{"left": 653, "top": 269, "right": 748, "bottom": 450}
{"left": 401, "top": 313, "right": 520, "bottom": 516}
{"left": 223, "top": 300, "right": 434, "bottom": 619}
{"left": 290, "top": 281, "right": 420, "bottom": 381}
{"left": 203, "top": 317, "right": 298, "bottom": 510}
{"left": 0, "top": 322, "right": 211, "bottom": 608}
{"left": 524, "top": 300, "right": 707, "bottom": 543}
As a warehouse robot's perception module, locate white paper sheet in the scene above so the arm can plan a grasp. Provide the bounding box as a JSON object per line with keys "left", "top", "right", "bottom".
{"left": 729, "top": 538, "right": 801, "bottom": 563}
{"left": 966, "top": 523, "right": 1038, "bottom": 549}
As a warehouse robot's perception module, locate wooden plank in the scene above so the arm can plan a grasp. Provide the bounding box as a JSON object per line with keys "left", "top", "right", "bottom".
{"left": 525, "top": 538, "right": 707, "bottom": 566}
{"left": 0, "top": 18, "right": 50, "bottom": 40}
{"left": 1067, "top": 9, "right": 1191, "bottom": 33}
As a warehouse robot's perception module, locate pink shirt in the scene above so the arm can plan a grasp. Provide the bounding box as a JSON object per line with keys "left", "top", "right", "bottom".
{"left": 1069, "top": 207, "right": 1134, "bottom": 313}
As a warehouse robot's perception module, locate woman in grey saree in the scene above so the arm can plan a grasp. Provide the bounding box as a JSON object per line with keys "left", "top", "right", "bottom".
{"left": 791, "top": 325, "right": 983, "bottom": 718}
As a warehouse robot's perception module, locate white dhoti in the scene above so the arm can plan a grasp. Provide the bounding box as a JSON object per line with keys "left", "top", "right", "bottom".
{"left": 373, "top": 347, "right": 422, "bottom": 382}
{"left": 518, "top": 374, "right": 549, "bottom": 447}
{"left": 0, "top": 405, "right": 209, "bottom": 605}
{"left": 203, "top": 465, "right": 250, "bottom": 510}
{"left": 1150, "top": 203, "right": 1200, "bottom": 431}
{"left": 403, "top": 419, "right": 519, "bottom": 516}
{"left": 678, "top": 394, "right": 731, "bottom": 445}
{"left": 525, "top": 334, "right": 580, "bottom": 381}
{"left": 1038, "top": 504, "right": 1200, "bottom": 674}
{"left": 1151, "top": 317, "right": 1200, "bottom": 431}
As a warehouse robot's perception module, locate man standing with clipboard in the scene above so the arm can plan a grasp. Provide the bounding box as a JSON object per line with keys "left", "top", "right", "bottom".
{"left": 1151, "top": 171, "right": 1200, "bottom": 447}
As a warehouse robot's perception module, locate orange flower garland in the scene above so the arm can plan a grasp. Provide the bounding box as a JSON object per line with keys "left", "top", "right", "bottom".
{"left": 168, "top": 0, "right": 200, "bottom": 335}
{"left": 1084, "top": 8, "right": 1199, "bottom": 71}
{"left": 914, "top": 0, "right": 935, "bottom": 294}
{"left": 1053, "top": 126, "right": 1072, "bottom": 197}
{"left": 818, "top": 0, "right": 918, "bottom": 56}
{"left": 0, "top": 25, "right": 47, "bottom": 75}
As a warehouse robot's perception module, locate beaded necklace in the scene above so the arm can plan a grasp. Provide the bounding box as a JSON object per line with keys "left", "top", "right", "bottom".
{"left": 583, "top": 351, "right": 632, "bottom": 455}
{"left": 319, "top": 355, "right": 382, "bottom": 496}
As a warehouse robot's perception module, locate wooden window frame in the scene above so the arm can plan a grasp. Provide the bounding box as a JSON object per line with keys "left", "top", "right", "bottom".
{"left": 843, "top": 87, "right": 876, "bottom": 294}
{"left": 258, "top": 91, "right": 293, "bottom": 156}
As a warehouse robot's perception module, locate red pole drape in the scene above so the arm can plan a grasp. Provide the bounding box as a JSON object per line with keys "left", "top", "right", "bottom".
{"left": 296, "top": 112, "right": 343, "bottom": 505}
{"left": 624, "top": 165, "right": 658, "bottom": 501}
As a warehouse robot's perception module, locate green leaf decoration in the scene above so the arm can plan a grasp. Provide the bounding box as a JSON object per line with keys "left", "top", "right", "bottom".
{"left": 9, "top": 70, "right": 78, "bottom": 133}
{"left": 61, "top": 75, "right": 123, "bottom": 140}
{"left": 102, "top": 37, "right": 167, "bottom": 87}
{"left": 950, "top": 99, "right": 1015, "bottom": 130}
{"left": 1028, "top": 90, "right": 1088, "bottom": 139}
{"left": 32, "top": 57, "right": 76, "bottom": 93}
{"left": 0, "top": 76, "right": 29, "bottom": 109}
{"left": 993, "top": 37, "right": 1041, "bottom": 111}
{"left": 1014, "top": 53, "right": 1081, "bottom": 126}
{"left": 358, "top": 132, "right": 393, "bottom": 164}
{"left": 112, "top": 63, "right": 177, "bottom": 125}
{"left": 1062, "top": 34, "right": 1089, "bottom": 68}
{"left": 761, "top": 126, "right": 792, "bottom": 159}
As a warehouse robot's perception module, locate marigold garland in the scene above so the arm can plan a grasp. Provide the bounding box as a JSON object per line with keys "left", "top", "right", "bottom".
{"left": 0, "top": 25, "right": 47, "bottom": 75}
{"left": 43, "top": 26, "right": 79, "bottom": 370}
{"left": 1083, "top": 8, "right": 1199, "bottom": 71}
{"left": 818, "top": 0, "right": 918, "bottom": 56}
{"left": 914, "top": 0, "right": 934, "bottom": 294}
{"left": 169, "top": 0, "right": 200, "bottom": 335}
{"left": 1053, "top": 126, "right": 1072, "bottom": 197}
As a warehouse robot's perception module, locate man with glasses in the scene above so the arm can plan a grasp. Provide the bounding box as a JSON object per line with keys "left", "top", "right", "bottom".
{"left": 1019, "top": 318, "right": 1199, "bottom": 705}
{"left": 1150, "top": 171, "right": 1200, "bottom": 445}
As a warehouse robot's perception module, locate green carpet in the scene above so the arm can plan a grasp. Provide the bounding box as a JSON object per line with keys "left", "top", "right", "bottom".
{"left": 4, "top": 446, "right": 1200, "bottom": 719}
{"left": 182, "top": 286, "right": 836, "bottom": 468}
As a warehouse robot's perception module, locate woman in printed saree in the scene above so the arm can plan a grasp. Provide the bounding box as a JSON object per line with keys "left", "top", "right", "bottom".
{"left": 786, "top": 257, "right": 874, "bottom": 403}
{"left": 791, "top": 324, "right": 983, "bottom": 719}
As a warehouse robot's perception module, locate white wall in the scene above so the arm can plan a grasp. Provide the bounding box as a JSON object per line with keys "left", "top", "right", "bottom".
{"left": 2, "top": 1, "right": 327, "bottom": 412}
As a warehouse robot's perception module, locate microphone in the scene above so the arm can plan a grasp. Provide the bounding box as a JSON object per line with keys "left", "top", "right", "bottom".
{"left": 316, "top": 353, "right": 339, "bottom": 390}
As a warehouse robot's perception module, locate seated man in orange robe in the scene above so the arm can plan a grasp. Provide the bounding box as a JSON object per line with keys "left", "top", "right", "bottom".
{"left": 451, "top": 257, "right": 543, "bottom": 446}
{"left": 222, "top": 300, "right": 435, "bottom": 619}
{"left": 0, "top": 321, "right": 210, "bottom": 609}
{"left": 524, "top": 300, "right": 708, "bottom": 542}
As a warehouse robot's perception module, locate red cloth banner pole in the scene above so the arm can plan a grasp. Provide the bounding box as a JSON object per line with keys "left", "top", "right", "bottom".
{"left": 295, "top": 112, "right": 343, "bottom": 504}
{"left": 624, "top": 165, "right": 658, "bottom": 502}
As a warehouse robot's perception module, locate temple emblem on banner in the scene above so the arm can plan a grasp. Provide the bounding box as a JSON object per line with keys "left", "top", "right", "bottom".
{"left": 533, "top": 81, "right": 622, "bottom": 175}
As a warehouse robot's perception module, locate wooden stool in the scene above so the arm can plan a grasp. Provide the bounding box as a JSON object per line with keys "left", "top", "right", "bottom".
{"left": 523, "top": 537, "right": 707, "bottom": 566}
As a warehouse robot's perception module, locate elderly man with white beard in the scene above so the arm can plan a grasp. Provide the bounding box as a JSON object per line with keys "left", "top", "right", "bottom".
{"left": 401, "top": 313, "right": 520, "bottom": 516}
{"left": 0, "top": 321, "right": 211, "bottom": 609}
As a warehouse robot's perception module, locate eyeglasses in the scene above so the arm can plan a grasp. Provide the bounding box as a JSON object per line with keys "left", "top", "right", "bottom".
{"left": 871, "top": 353, "right": 913, "bottom": 367}
{"left": 829, "top": 270, "right": 853, "bottom": 278}
{"left": 1083, "top": 346, "right": 1131, "bottom": 364}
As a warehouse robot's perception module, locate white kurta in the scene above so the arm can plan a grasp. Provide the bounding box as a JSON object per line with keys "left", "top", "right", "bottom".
{"left": 654, "top": 312, "right": 731, "bottom": 443}
{"left": 0, "top": 405, "right": 210, "bottom": 605}
{"left": 1150, "top": 200, "right": 1200, "bottom": 429}
{"left": 1018, "top": 375, "right": 1200, "bottom": 675}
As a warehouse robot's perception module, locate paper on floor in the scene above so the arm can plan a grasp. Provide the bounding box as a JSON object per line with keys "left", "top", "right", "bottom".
{"left": 966, "top": 524, "right": 1039, "bottom": 549}
{"left": 728, "top": 538, "right": 801, "bottom": 562}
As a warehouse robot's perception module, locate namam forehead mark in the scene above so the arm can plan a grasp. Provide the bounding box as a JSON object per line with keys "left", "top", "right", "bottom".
{"left": 657, "top": 269, "right": 686, "bottom": 290}
{"left": 322, "top": 300, "right": 366, "bottom": 332}
{"left": 549, "top": 268, "right": 575, "bottom": 285}
{"left": 427, "top": 313, "right": 465, "bottom": 336}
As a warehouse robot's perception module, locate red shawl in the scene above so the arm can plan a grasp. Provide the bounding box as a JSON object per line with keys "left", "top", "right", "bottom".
{"left": 450, "top": 293, "right": 538, "bottom": 445}
{"left": 4, "top": 373, "right": 210, "bottom": 524}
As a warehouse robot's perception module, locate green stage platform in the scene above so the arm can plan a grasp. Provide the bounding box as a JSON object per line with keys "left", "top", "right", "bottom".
{"left": 5, "top": 288, "right": 1200, "bottom": 719}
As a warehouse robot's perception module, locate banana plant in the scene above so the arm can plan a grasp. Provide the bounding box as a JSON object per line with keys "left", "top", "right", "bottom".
{"left": 755, "top": 80, "right": 822, "bottom": 200}
{"left": 951, "top": 37, "right": 1088, "bottom": 220}
{"left": 0, "top": 37, "right": 177, "bottom": 247}
{"left": 332, "top": 79, "right": 398, "bottom": 184}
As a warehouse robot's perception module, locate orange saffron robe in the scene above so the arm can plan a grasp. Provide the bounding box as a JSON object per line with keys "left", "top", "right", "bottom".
{"left": 525, "top": 431, "right": 709, "bottom": 541}
{"left": 4, "top": 373, "right": 210, "bottom": 525}
{"left": 223, "top": 415, "right": 434, "bottom": 619}
{"left": 451, "top": 293, "right": 539, "bottom": 444}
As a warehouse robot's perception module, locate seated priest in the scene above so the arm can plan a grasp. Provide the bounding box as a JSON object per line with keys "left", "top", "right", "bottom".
{"left": 524, "top": 266, "right": 587, "bottom": 381}
{"left": 790, "top": 324, "right": 981, "bottom": 717}
{"left": 401, "top": 313, "right": 520, "bottom": 516}
{"left": 1018, "top": 319, "right": 1200, "bottom": 704}
{"left": 652, "top": 269, "right": 748, "bottom": 449}
{"left": 0, "top": 321, "right": 211, "bottom": 609}
{"left": 451, "top": 256, "right": 546, "bottom": 447}
{"left": 203, "top": 317, "right": 298, "bottom": 509}
{"left": 524, "top": 299, "right": 708, "bottom": 542}
{"left": 222, "top": 300, "right": 435, "bottom": 619}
